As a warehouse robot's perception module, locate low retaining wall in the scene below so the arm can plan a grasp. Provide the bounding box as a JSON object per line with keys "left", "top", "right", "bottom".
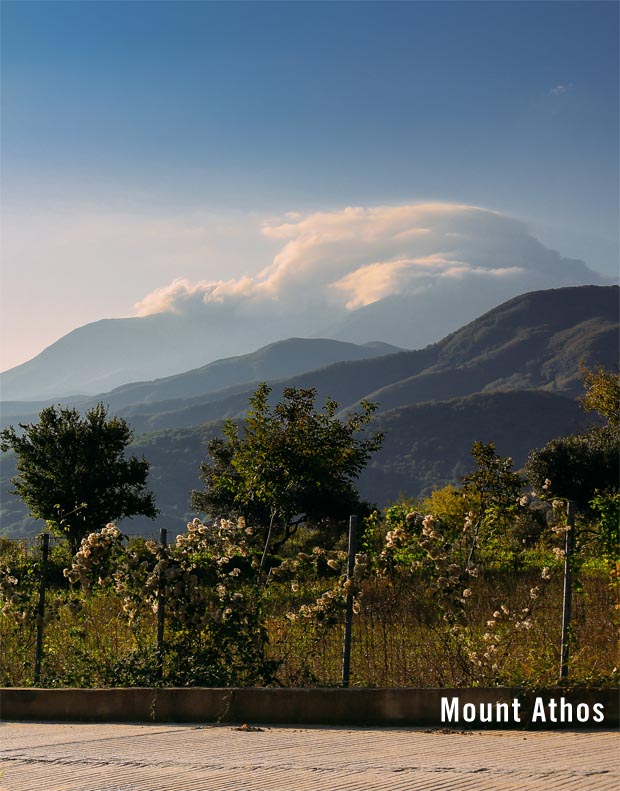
{"left": 1, "top": 687, "right": 617, "bottom": 728}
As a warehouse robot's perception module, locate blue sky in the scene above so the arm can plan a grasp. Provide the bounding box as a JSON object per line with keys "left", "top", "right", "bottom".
{"left": 1, "top": 1, "right": 618, "bottom": 370}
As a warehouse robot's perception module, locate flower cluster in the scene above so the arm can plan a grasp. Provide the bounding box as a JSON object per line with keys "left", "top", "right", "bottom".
{"left": 291, "top": 575, "right": 357, "bottom": 626}
{"left": 65, "top": 517, "right": 260, "bottom": 631}
{"left": 64, "top": 523, "right": 123, "bottom": 589}
{"left": 272, "top": 546, "right": 361, "bottom": 627}
{"left": 0, "top": 564, "right": 25, "bottom": 616}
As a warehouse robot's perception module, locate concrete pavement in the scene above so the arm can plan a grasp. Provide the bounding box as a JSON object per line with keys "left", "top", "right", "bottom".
{"left": 1, "top": 721, "right": 618, "bottom": 791}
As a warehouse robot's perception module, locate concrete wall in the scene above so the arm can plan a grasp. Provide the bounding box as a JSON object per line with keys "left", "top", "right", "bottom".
{"left": 1, "top": 687, "right": 618, "bottom": 728}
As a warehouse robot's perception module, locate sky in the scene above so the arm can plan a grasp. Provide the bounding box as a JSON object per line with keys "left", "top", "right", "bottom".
{"left": 1, "top": 0, "right": 618, "bottom": 371}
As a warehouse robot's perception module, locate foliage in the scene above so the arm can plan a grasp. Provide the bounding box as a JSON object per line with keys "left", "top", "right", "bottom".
{"left": 526, "top": 366, "right": 620, "bottom": 512}
{"left": 64, "top": 518, "right": 276, "bottom": 686}
{"left": 0, "top": 404, "right": 158, "bottom": 550}
{"left": 526, "top": 426, "right": 619, "bottom": 511}
{"left": 580, "top": 365, "right": 620, "bottom": 428}
{"left": 590, "top": 492, "right": 620, "bottom": 588}
{"left": 459, "top": 442, "right": 524, "bottom": 564}
{"left": 1, "top": 508, "right": 617, "bottom": 688}
{"left": 419, "top": 484, "right": 469, "bottom": 540}
{"left": 374, "top": 507, "right": 564, "bottom": 685}
{"left": 191, "top": 383, "right": 383, "bottom": 554}
{"left": 590, "top": 492, "right": 620, "bottom": 561}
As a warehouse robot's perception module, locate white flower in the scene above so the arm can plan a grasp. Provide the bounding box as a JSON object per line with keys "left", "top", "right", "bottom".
{"left": 462, "top": 588, "right": 472, "bottom": 598}
{"left": 541, "top": 567, "right": 551, "bottom": 580}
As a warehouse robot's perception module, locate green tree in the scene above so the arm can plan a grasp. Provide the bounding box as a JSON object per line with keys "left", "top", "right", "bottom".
{"left": 191, "top": 383, "right": 383, "bottom": 556}
{"left": 580, "top": 365, "right": 620, "bottom": 428}
{"left": 0, "top": 404, "right": 158, "bottom": 550}
{"left": 460, "top": 441, "right": 524, "bottom": 563}
{"left": 526, "top": 366, "right": 620, "bottom": 511}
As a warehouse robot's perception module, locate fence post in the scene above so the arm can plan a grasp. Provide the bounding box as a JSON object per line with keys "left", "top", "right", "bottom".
{"left": 33, "top": 532, "right": 49, "bottom": 685}
{"left": 342, "top": 515, "right": 358, "bottom": 688}
{"left": 559, "top": 500, "right": 575, "bottom": 680}
{"left": 156, "top": 527, "right": 167, "bottom": 682}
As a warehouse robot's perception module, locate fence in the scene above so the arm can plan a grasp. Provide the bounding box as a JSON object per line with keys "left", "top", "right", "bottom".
{"left": 0, "top": 520, "right": 618, "bottom": 689}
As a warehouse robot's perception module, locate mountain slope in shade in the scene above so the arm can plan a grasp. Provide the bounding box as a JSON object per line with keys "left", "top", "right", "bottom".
{"left": 357, "top": 390, "right": 590, "bottom": 504}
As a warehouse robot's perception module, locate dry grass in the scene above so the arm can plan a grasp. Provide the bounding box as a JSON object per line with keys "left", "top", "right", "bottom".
{"left": 1, "top": 566, "right": 617, "bottom": 688}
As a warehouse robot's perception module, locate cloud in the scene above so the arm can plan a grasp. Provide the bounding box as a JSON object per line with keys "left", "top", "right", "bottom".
{"left": 134, "top": 202, "right": 602, "bottom": 322}
{"left": 549, "top": 83, "right": 574, "bottom": 96}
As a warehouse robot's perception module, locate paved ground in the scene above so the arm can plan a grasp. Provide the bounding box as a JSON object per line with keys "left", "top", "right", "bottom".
{"left": 1, "top": 722, "right": 618, "bottom": 791}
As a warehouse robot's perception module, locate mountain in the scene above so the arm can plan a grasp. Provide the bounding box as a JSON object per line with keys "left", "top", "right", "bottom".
{"left": 0, "top": 338, "right": 402, "bottom": 428}
{"left": 86, "top": 339, "right": 401, "bottom": 409}
{"left": 358, "top": 390, "right": 590, "bottom": 503}
{"left": 0, "top": 312, "right": 290, "bottom": 401}
{"left": 1, "top": 285, "right": 617, "bottom": 538}
{"left": 75, "top": 284, "right": 617, "bottom": 433}
{"left": 2, "top": 239, "right": 609, "bottom": 402}
{"left": 3, "top": 285, "right": 615, "bottom": 434}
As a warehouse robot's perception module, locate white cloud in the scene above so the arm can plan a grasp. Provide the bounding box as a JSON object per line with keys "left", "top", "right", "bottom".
{"left": 2, "top": 199, "right": 607, "bottom": 371}
{"left": 133, "top": 201, "right": 600, "bottom": 322}
{"left": 549, "top": 83, "right": 574, "bottom": 96}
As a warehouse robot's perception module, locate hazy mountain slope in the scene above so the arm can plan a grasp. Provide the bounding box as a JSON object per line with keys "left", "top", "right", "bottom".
{"left": 2, "top": 311, "right": 335, "bottom": 401}
{"left": 0, "top": 339, "right": 401, "bottom": 429}
{"left": 86, "top": 338, "right": 402, "bottom": 409}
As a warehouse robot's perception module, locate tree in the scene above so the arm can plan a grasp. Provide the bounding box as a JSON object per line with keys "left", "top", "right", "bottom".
{"left": 191, "top": 383, "right": 383, "bottom": 555}
{"left": 579, "top": 365, "right": 620, "bottom": 429}
{"left": 526, "top": 366, "right": 620, "bottom": 511}
{"left": 459, "top": 441, "right": 524, "bottom": 563}
{"left": 0, "top": 404, "right": 158, "bottom": 550}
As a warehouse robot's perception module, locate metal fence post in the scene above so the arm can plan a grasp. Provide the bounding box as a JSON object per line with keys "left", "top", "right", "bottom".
{"left": 560, "top": 500, "right": 575, "bottom": 680}
{"left": 342, "top": 515, "right": 358, "bottom": 688}
{"left": 33, "top": 532, "right": 49, "bottom": 684}
{"left": 156, "top": 527, "right": 167, "bottom": 681}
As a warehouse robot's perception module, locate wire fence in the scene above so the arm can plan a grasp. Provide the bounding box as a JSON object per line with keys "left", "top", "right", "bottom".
{"left": 0, "top": 528, "right": 618, "bottom": 688}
